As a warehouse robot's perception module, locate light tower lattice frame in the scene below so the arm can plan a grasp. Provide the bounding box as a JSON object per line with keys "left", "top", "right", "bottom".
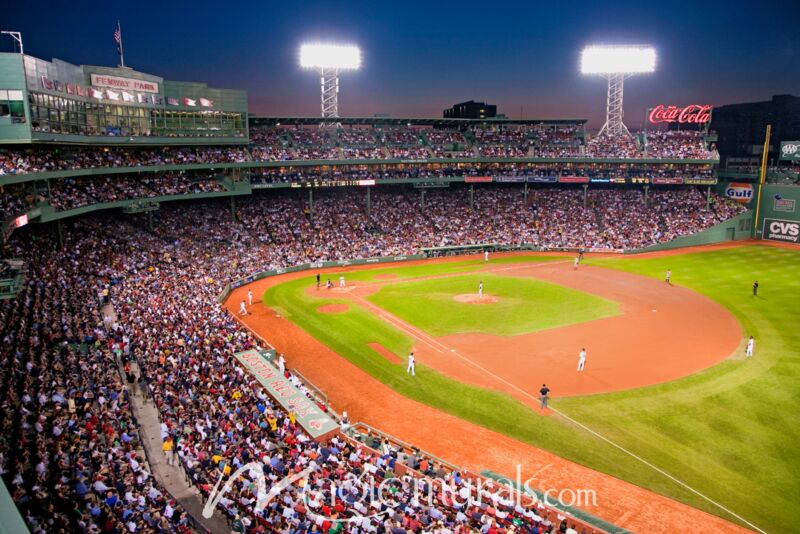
{"left": 319, "top": 67, "right": 340, "bottom": 121}
{"left": 580, "top": 45, "right": 656, "bottom": 140}
{"left": 599, "top": 73, "right": 631, "bottom": 138}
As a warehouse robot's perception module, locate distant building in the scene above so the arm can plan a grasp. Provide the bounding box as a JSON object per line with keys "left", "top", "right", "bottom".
{"left": 711, "top": 94, "right": 800, "bottom": 168}
{"left": 444, "top": 100, "right": 497, "bottom": 119}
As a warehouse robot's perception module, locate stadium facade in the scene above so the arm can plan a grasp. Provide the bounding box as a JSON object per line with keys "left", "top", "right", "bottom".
{"left": 0, "top": 52, "right": 248, "bottom": 144}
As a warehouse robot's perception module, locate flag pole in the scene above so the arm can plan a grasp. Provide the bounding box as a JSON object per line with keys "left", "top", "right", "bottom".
{"left": 117, "top": 20, "right": 125, "bottom": 67}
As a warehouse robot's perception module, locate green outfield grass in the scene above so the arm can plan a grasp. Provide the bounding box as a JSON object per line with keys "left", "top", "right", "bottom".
{"left": 367, "top": 273, "right": 618, "bottom": 336}
{"left": 263, "top": 247, "right": 800, "bottom": 531}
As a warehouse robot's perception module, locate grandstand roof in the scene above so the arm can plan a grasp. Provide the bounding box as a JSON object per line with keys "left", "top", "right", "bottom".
{"left": 249, "top": 116, "right": 587, "bottom": 127}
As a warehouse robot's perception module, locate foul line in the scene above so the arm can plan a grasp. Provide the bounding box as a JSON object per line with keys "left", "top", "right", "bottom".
{"left": 349, "top": 268, "right": 765, "bottom": 534}
{"left": 546, "top": 406, "right": 767, "bottom": 534}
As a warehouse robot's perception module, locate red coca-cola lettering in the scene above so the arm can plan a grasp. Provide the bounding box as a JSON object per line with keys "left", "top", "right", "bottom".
{"left": 649, "top": 104, "right": 712, "bottom": 124}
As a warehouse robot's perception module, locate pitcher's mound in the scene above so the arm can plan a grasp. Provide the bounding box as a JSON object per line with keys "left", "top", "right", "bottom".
{"left": 454, "top": 294, "right": 499, "bottom": 304}
{"left": 317, "top": 303, "right": 349, "bottom": 314}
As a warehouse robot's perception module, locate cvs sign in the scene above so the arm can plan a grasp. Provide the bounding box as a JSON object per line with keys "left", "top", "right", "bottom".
{"left": 763, "top": 218, "right": 800, "bottom": 244}
{"left": 725, "top": 183, "right": 754, "bottom": 203}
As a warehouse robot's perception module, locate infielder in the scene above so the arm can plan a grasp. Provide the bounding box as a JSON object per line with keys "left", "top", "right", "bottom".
{"left": 484, "top": 250, "right": 489, "bottom": 262}
{"left": 665, "top": 269, "right": 672, "bottom": 284}
{"left": 745, "top": 336, "right": 755, "bottom": 357}
{"left": 573, "top": 256, "right": 579, "bottom": 270}
{"left": 339, "top": 275, "right": 346, "bottom": 288}
{"left": 478, "top": 280, "right": 483, "bottom": 297}
{"left": 239, "top": 300, "right": 247, "bottom": 316}
{"left": 577, "top": 348, "right": 587, "bottom": 371}
{"left": 407, "top": 351, "right": 416, "bottom": 376}
{"left": 247, "top": 289, "right": 253, "bottom": 306}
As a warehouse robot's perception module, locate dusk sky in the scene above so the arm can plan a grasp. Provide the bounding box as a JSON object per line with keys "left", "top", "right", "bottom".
{"left": 4, "top": 0, "right": 800, "bottom": 128}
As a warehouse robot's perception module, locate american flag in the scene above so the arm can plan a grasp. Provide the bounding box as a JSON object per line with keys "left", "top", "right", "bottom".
{"left": 114, "top": 22, "right": 122, "bottom": 54}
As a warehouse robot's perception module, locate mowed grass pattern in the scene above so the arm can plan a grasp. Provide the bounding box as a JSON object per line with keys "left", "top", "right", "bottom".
{"left": 574, "top": 246, "right": 800, "bottom": 532}
{"left": 264, "top": 248, "right": 800, "bottom": 531}
{"left": 368, "top": 273, "right": 619, "bottom": 336}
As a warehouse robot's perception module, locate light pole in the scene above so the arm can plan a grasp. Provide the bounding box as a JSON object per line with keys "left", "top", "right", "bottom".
{"left": 1, "top": 31, "right": 23, "bottom": 55}
{"left": 581, "top": 45, "right": 656, "bottom": 138}
{"left": 300, "top": 43, "right": 361, "bottom": 125}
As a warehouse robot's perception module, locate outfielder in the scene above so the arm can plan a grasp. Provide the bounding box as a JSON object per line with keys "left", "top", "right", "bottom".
{"left": 745, "top": 336, "right": 755, "bottom": 358}
{"left": 407, "top": 351, "right": 416, "bottom": 376}
{"left": 577, "top": 348, "right": 587, "bottom": 371}
{"left": 665, "top": 270, "right": 672, "bottom": 284}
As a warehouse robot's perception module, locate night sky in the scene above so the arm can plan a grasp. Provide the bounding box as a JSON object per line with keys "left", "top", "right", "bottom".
{"left": 4, "top": 0, "right": 800, "bottom": 128}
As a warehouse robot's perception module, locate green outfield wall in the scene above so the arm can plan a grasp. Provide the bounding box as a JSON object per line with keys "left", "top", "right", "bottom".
{"left": 627, "top": 211, "right": 753, "bottom": 253}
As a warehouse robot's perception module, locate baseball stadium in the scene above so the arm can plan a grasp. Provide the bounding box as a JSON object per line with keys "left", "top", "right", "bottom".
{"left": 1, "top": 18, "right": 800, "bottom": 534}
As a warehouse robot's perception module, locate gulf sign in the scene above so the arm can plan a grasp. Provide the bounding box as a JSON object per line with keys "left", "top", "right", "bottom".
{"left": 725, "top": 183, "right": 754, "bottom": 203}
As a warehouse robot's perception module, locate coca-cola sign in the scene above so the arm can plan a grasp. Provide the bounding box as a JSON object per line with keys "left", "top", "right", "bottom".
{"left": 649, "top": 104, "right": 712, "bottom": 124}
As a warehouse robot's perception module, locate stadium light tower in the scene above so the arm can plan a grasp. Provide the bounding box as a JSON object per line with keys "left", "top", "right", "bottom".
{"left": 300, "top": 43, "right": 361, "bottom": 123}
{"left": 581, "top": 45, "right": 656, "bottom": 137}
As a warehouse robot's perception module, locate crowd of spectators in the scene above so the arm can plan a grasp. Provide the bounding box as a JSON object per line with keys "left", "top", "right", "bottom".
{"left": 0, "top": 183, "right": 747, "bottom": 533}
{"left": 48, "top": 174, "right": 227, "bottom": 212}
{"left": 584, "top": 135, "right": 641, "bottom": 159}
{"left": 474, "top": 128, "right": 531, "bottom": 158}
{"left": 644, "top": 131, "right": 716, "bottom": 159}
{"left": 1, "top": 159, "right": 716, "bottom": 219}
{"left": 0, "top": 127, "right": 719, "bottom": 177}
{"left": 0, "top": 232, "right": 193, "bottom": 533}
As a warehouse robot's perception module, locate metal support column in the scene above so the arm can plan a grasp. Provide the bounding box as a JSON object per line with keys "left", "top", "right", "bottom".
{"left": 230, "top": 196, "right": 236, "bottom": 222}
{"left": 524, "top": 182, "right": 528, "bottom": 203}
{"left": 469, "top": 185, "right": 474, "bottom": 209}
{"left": 148, "top": 211, "right": 153, "bottom": 231}
{"left": 582, "top": 184, "right": 588, "bottom": 208}
{"left": 308, "top": 188, "right": 314, "bottom": 222}
{"left": 366, "top": 187, "right": 371, "bottom": 219}
{"left": 644, "top": 185, "right": 649, "bottom": 209}
{"left": 420, "top": 189, "right": 426, "bottom": 213}
{"left": 56, "top": 220, "right": 63, "bottom": 249}
{"left": 706, "top": 186, "right": 711, "bottom": 209}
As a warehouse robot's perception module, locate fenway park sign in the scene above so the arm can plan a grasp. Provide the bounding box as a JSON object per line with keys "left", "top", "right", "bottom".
{"left": 649, "top": 104, "right": 712, "bottom": 125}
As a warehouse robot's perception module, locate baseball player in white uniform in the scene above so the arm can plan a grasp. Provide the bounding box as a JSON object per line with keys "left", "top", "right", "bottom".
{"left": 247, "top": 289, "right": 253, "bottom": 306}
{"left": 478, "top": 281, "right": 483, "bottom": 297}
{"left": 665, "top": 270, "right": 672, "bottom": 284}
{"left": 745, "top": 336, "right": 755, "bottom": 357}
{"left": 484, "top": 250, "right": 489, "bottom": 262}
{"left": 577, "top": 348, "right": 587, "bottom": 371}
{"left": 277, "top": 353, "right": 286, "bottom": 373}
{"left": 339, "top": 275, "right": 346, "bottom": 288}
{"left": 574, "top": 256, "right": 579, "bottom": 270}
{"left": 239, "top": 300, "right": 247, "bottom": 315}
{"left": 407, "top": 352, "right": 416, "bottom": 376}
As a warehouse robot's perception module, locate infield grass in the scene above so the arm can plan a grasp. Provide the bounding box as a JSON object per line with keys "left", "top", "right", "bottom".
{"left": 263, "top": 247, "right": 800, "bottom": 532}
{"left": 367, "top": 273, "right": 618, "bottom": 336}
